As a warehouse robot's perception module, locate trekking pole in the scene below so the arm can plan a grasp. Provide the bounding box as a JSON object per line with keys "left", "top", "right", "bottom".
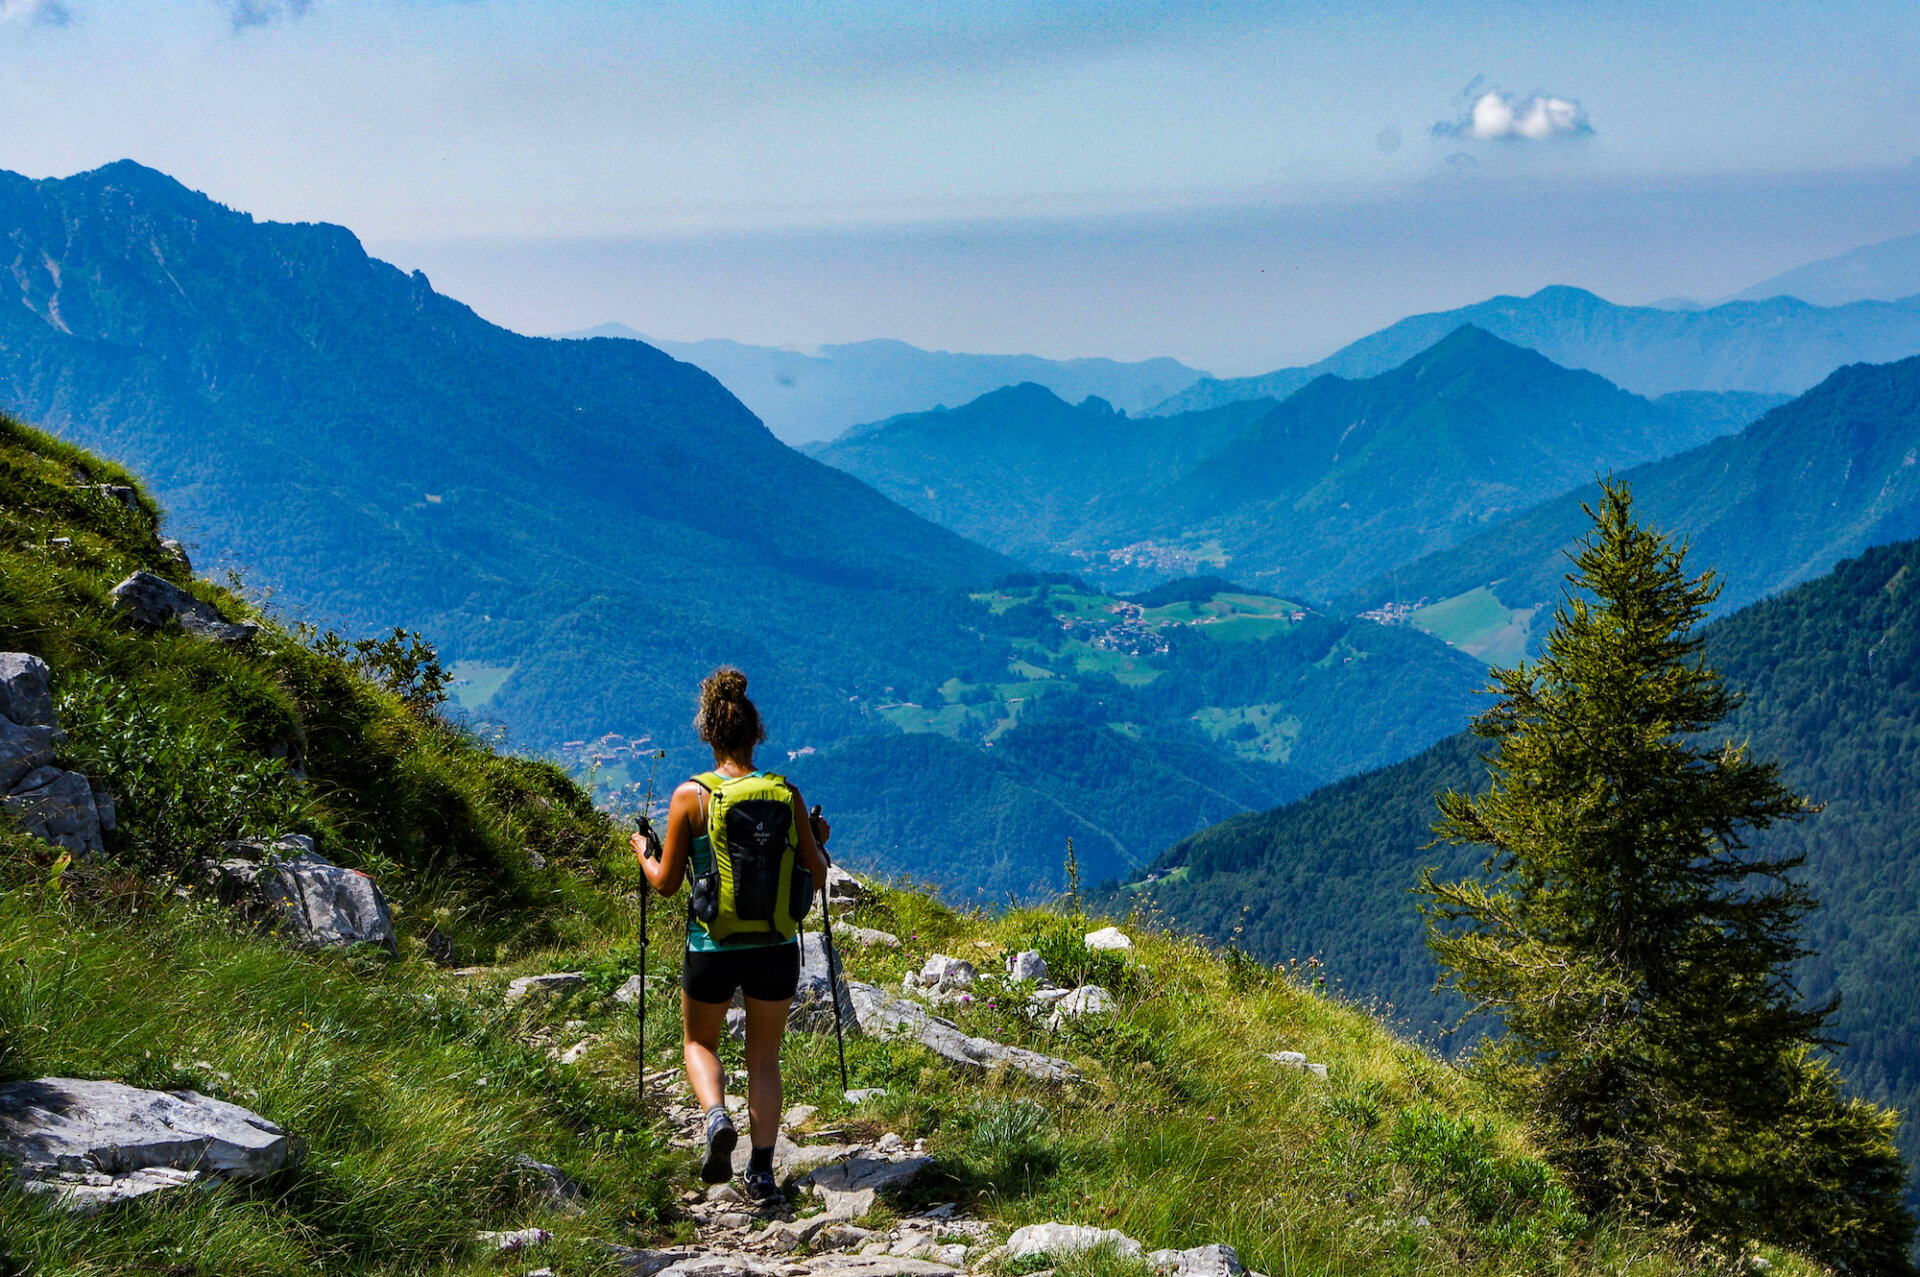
{"left": 634, "top": 749, "right": 666, "bottom": 1109}
{"left": 810, "top": 804, "right": 851, "bottom": 1096}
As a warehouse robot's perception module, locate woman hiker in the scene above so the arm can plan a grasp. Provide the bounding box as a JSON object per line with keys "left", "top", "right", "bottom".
{"left": 631, "top": 666, "right": 832, "bottom": 1203}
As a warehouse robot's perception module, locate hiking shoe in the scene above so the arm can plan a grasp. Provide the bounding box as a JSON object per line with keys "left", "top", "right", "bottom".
{"left": 699, "top": 1111, "right": 738, "bottom": 1184}
{"left": 742, "top": 1165, "right": 783, "bottom": 1204}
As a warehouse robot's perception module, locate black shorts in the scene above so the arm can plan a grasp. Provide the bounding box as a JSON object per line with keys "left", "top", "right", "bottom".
{"left": 683, "top": 942, "right": 802, "bottom": 1005}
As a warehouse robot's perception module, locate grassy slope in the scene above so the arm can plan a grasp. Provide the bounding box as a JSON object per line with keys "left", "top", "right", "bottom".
{"left": 0, "top": 418, "right": 1827, "bottom": 1277}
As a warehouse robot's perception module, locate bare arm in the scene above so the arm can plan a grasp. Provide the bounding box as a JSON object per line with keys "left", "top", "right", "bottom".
{"left": 630, "top": 780, "right": 705, "bottom": 895}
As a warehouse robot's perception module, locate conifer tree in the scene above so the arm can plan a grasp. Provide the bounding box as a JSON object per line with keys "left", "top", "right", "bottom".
{"left": 1421, "top": 481, "right": 1912, "bottom": 1271}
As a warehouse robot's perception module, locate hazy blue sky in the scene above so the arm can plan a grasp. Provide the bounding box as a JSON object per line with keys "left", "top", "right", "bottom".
{"left": 4, "top": 0, "right": 1919, "bottom": 372}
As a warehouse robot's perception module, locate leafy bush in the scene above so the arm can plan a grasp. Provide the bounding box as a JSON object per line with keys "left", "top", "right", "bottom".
{"left": 56, "top": 673, "right": 313, "bottom": 870}
{"left": 1388, "top": 1105, "right": 1585, "bottom": 1251}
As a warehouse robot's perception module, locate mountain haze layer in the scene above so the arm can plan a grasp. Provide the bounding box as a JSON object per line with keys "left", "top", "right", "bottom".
{"left": 1155, "top": 285, "right": 1920, "bottom": 414}
{"left": 1732, "top": 231, "right": 1920, "bottom": 307}
{"left": 562, "top": 325, "right": 1208, "bottom": 445}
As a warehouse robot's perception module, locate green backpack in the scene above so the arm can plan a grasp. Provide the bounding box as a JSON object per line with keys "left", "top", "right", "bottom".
{"left": 687, "top": 771, "right": 814, "bottom": 943}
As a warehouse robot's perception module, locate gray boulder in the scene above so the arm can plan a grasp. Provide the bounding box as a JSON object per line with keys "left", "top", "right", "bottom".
{"left": 505, "top": 972, "right": 586, "bottom": 1003}
{"left": 824, "top": 864, "right": 865, "bottom": 910}
{"left": 842, "top": 981, "right": 1080, "bottom": 1084}
{"left": 1008, "top": 949, "right": 1050, "bottom": 983}
{"left": 5, "top": 766, "right": 108, "bottom": 856}
{"left": 0, "top": 1077, "right": 292, "bottom": 1212}
{"left": 109, "top": 571, "right": 258, "bottom": 643}
{"left": 0, "top": 653, "right": 57, "bottom": 728}
{"left": 76, "top": 483, "right": 141, "bottom": 512}
{"left": 0, "top": 714, "right": 58, "bottom": 792}
{"left": 1005, "top": 1221, "right": 1142, "bottom": 1259}
{"left": 216, "top": 837, "right": 397, "bottom": 953}
{"left": 1148, "top": 1244, "right": 1245, "bottom": 1277}
{"left": 791, "top": 929, "right": 857, "bottom": 1032}
{"left": 806, "top": 1154, "right": 933, "bottom": 1218}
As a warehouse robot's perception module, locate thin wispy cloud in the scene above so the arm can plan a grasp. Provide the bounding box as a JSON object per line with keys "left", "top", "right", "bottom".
{"left": 225, "top": 0, "right": 312, "bottom": 29}
{"left": 1434, "top": 84, "right": 1592, "bottom": 142}
{"left": 0, "top": 0, "right": 72, "bottom": 26}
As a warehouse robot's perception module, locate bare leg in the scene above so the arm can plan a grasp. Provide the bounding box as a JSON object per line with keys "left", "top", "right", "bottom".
{"left": 683, "top": 993, "right": 729, "bottom": 1113}
{"left": 742, "top": 995, "right": 791, "bottom": 1150}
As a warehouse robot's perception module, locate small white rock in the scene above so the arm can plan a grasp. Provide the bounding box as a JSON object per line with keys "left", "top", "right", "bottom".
{"left": 1083, "top": 927, "right": 1133, "bottom": 953}
{"left": 477, "top": 1227, "right": 551, "bottom": 1251}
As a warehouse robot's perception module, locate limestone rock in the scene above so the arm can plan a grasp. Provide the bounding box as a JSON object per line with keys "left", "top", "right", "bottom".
{"left": 1148, "top": 1244, "right": 1245, "bottom": 1277}
{"left": 0, "top": 653, "right": 57, "bottom": 728}
{"left": 1005, "top": 1221, "right": 1143, "bottom": 1259}
{"left": 804, "top": 1259, "right": 959, "bottom": 1277}
{"left": 824, "top": 865, "right": 865, "bottom": 910}
{"left": 506, "top": 972, "right": 586, "bottom": 1003}
{"left": 843, "top": 1088, "right": 888, "bottom": 1104}
{"left": 0, "top": 715, "right": 59, "bottom": 793}
{"left": 791, "top": 929, "right": 858, "bottom": 1032}
{"left": 1046, "top": 985, "right": 1115, "bottom": 1028}
{"left": 76, "top": 483, "right": 140, "bottom": 512}
{"left": 1084, "top": 926, "right": 1133, "bottom": 953}
{"left": 807, "top": 1154, "right": 932, "bottom": 1218}
{"left": 835, "top": 924, "right": 900, "bottom": 948}
{"left": 903, "top": 954, "right": 977, "bottom": 1003}
{"left": 244, "top": 842, "right": 397, "bottom": 953}
{"left": 0, "top": 1077, "right": 292, "bottom": 1212}
{"left": 159, "top": 538, "right": 192, "bottom": 572}
{"left": 613, "top": 973, "right": 648, "bottom": 1004}
{"left": 5, "top": 765, "right": 108, "bottom": 856}
{"left": 1264, "top": 1051, "right": 1328, "bottom": 1079}
{"left": 108, "top": 571, "right": 258, "bottom": 643}
{"left": 1008, "top": 950, "right": 1049, "bottom": 983}
{"left": 844, "top": 981, "right": 1080, "bottom": 1084}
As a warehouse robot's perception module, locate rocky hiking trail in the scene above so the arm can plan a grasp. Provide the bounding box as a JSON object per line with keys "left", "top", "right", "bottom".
{"left": 594, "top": 1066, "right": 1256, "bottom": 1277}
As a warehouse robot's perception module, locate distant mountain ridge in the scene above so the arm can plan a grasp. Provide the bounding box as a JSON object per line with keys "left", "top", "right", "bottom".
{"left": 813, "top": 325, "right": 1784, "bottom": 599}
{"left": 558, "top": 324, "right": 1207, "bottom": 445}
{"left": 1127, "top": 326, "right": 1782, "bottom": 598}
{"left": 805, "top": 383, "right": 1276, "bottom": 565}
{"left": 1731, "top": 231, "right": 1920, "bottom": 307}
{"left": 1154, "top": 285, "right": 1920, "bottom": 414}
{"left": 1357, "top": 353, "right": 1920, "bottom": 624}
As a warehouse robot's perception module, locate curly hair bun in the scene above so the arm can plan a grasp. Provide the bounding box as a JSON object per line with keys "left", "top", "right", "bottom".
{"left": 706, "top": 667, "right": 749, "bottom": 702}
{"left": 696, "top": 666, "right": 766, "bottom": 755}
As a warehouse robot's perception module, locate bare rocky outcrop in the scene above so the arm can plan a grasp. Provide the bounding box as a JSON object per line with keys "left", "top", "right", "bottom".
{"left": 0, "top": 1077, "right": 293, "bottom": 1212}
{"left": 109, "top": 570, "right": 258, "bottom": 643}
{"left": 210, "top": 834, "right": 398, "bottom": 953}
{"left": 842, "top": 981, "right": 1080, "bottom": 1084}
{"left": 0, "top": 653, "right": 112, "bottom": 856}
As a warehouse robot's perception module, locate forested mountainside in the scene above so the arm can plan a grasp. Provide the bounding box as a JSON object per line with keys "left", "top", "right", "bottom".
{"left": 1357, "top": 353, "right": 1920, "bottom": 640}
{"left": 572, "top": 328, "right": 1207, "bottom": 445}
{"left": 786, "top": 574, "right": 1486, "bottom": 897}
{"left": 1126, "top": 327, "right": 1774, "bottom": 598}
{"left": 1156, "top": 284, "right": 1920, "bottom": 413}
{"left": 0, "top": 160, "right": 1012, "bottom": 755}
{"left": 815, "top": 328, "right": 1779, "bottom": 599}
{"left": 1126, "top": 536, "right": 1920, "bottom": 1189}
{"left": 805, "top": 385, "right": 1276, "bottom": 564}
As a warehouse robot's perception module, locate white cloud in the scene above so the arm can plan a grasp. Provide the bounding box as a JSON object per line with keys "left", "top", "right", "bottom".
{"left": 1434, "top": 87, "right": 1591, "bottom": 142}
{"left": 0, "top": 0, "right": 72, "bottom": 25}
